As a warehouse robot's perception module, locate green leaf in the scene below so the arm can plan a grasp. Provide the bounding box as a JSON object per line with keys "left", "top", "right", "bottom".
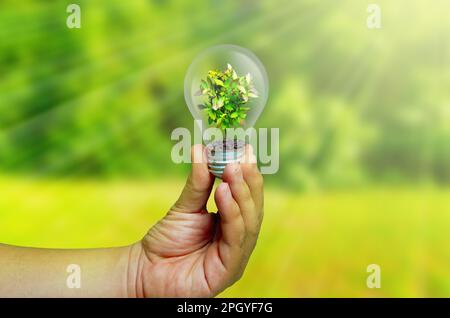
{"left": 231, "top": 118, "right": 240, "bottom": 127}
{"left": 238, "top": 85, "right": 247, "bottom": 95}
{"left": 224, "top": 104, "right": 234, "bottom": 111}
{"left": 246, "top": 73, "right": 251, "bottom": 84}
{"left": 207, "top": 77, "right": 214, "bottom": 88}
{"left": 198, "top": 63, "right": 257, "bottom": 129}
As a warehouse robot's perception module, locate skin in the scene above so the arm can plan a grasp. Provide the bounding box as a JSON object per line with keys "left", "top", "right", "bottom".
{"left": 0, "top": 144, "right": 263, "bottom": 297}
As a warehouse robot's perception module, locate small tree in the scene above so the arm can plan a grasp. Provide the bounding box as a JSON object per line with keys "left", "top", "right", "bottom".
{"left": 197, "top": 64, "right": 258, "bottom": 135}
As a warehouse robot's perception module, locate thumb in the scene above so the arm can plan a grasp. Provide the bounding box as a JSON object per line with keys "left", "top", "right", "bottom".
{"left": 172, "top": 144, "right": 215, "bottom": 213}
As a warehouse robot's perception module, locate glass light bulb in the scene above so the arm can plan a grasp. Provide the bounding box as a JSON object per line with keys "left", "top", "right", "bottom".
{"left": 184, "top": 44, "right": 269, "bottom": 178}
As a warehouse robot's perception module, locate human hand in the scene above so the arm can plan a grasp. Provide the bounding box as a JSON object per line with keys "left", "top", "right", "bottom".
{"left": 127, "top": 144, "right": 264, "bottom": 297}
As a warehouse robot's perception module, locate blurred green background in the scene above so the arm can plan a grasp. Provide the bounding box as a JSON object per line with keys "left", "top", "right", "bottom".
{"left": 0, "top": 0, "right": 449, "bottom": 297}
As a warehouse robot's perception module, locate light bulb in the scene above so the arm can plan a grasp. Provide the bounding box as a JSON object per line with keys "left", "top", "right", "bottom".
{"left": 184, "top": 44, "right": 269, "bottom": 178}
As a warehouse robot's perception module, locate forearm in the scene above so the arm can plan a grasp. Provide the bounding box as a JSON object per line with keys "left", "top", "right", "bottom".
{"left": 0, "top": 243, "right": 134, "bottom": 297}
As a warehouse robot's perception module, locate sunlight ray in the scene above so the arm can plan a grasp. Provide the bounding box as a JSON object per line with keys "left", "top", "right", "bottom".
{"left": 1, "top": 0, "right": 307, "bottom": 169}
{"left": 0, "top": 1, "right": 255, "bottom": 90}
{"left": 55, "top": 4, "right": 332, "bottom": 176}
{"left": 0, "top": 3, "right": 268, "bottom": 116}
{"left": 0, "top": 0, "right": 299, "bottom": 135}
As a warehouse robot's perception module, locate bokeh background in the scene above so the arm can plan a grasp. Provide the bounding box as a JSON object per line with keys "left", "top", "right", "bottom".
{"left": 1, "top": 0, "right": 449, "bottom": 297}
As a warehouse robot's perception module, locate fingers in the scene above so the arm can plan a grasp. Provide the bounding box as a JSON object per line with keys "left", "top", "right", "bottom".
{"left": 214, "top": 148, "right": 264, "bottom": 274}
{"left": 214, "top": 182, "right": 245, "bottom": 248}
{"left": 222, "top": 163, "right": 254, "bottom": 222}
{"left": 241, "top": 145, "right": 264, "bottom": 214}
{"left": 172, "top": 144, "right": 214, "bottom": 213}
{"left": 222, "top": 145, "right": 264, "bottom": 237}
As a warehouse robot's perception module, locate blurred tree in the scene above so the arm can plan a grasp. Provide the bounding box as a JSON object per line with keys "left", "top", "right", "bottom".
{"left": 260, "top": 77, "right": 370, "bottom": 190}
{"left": 0, "top": 0, "right": 448, "bottom": 189}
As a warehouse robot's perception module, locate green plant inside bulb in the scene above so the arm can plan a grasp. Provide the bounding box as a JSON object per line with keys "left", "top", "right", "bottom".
{"left": 196, "top": 63, "right": 259, "bottom": 132}
{"left": 197, "top": 64, "right": 259, "bottom": 178}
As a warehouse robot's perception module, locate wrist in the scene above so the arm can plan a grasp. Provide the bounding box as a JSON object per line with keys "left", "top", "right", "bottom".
{"left": 124, "top": 241, "right": 146, "bottom": 298}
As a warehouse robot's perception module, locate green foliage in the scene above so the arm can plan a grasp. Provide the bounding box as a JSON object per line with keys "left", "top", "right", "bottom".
{"left": 197, "top": 64, "right": 258, "bottom": 131}
{"left": 0, "top": 0, "right": 449, "bottom": 187}
{"left": 260, "top": 77, "right": 371, "bottom": 190}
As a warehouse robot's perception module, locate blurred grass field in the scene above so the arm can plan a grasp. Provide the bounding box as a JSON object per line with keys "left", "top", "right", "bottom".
{"left": 1, "top": 176, "right": 449, "bottom": 297}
